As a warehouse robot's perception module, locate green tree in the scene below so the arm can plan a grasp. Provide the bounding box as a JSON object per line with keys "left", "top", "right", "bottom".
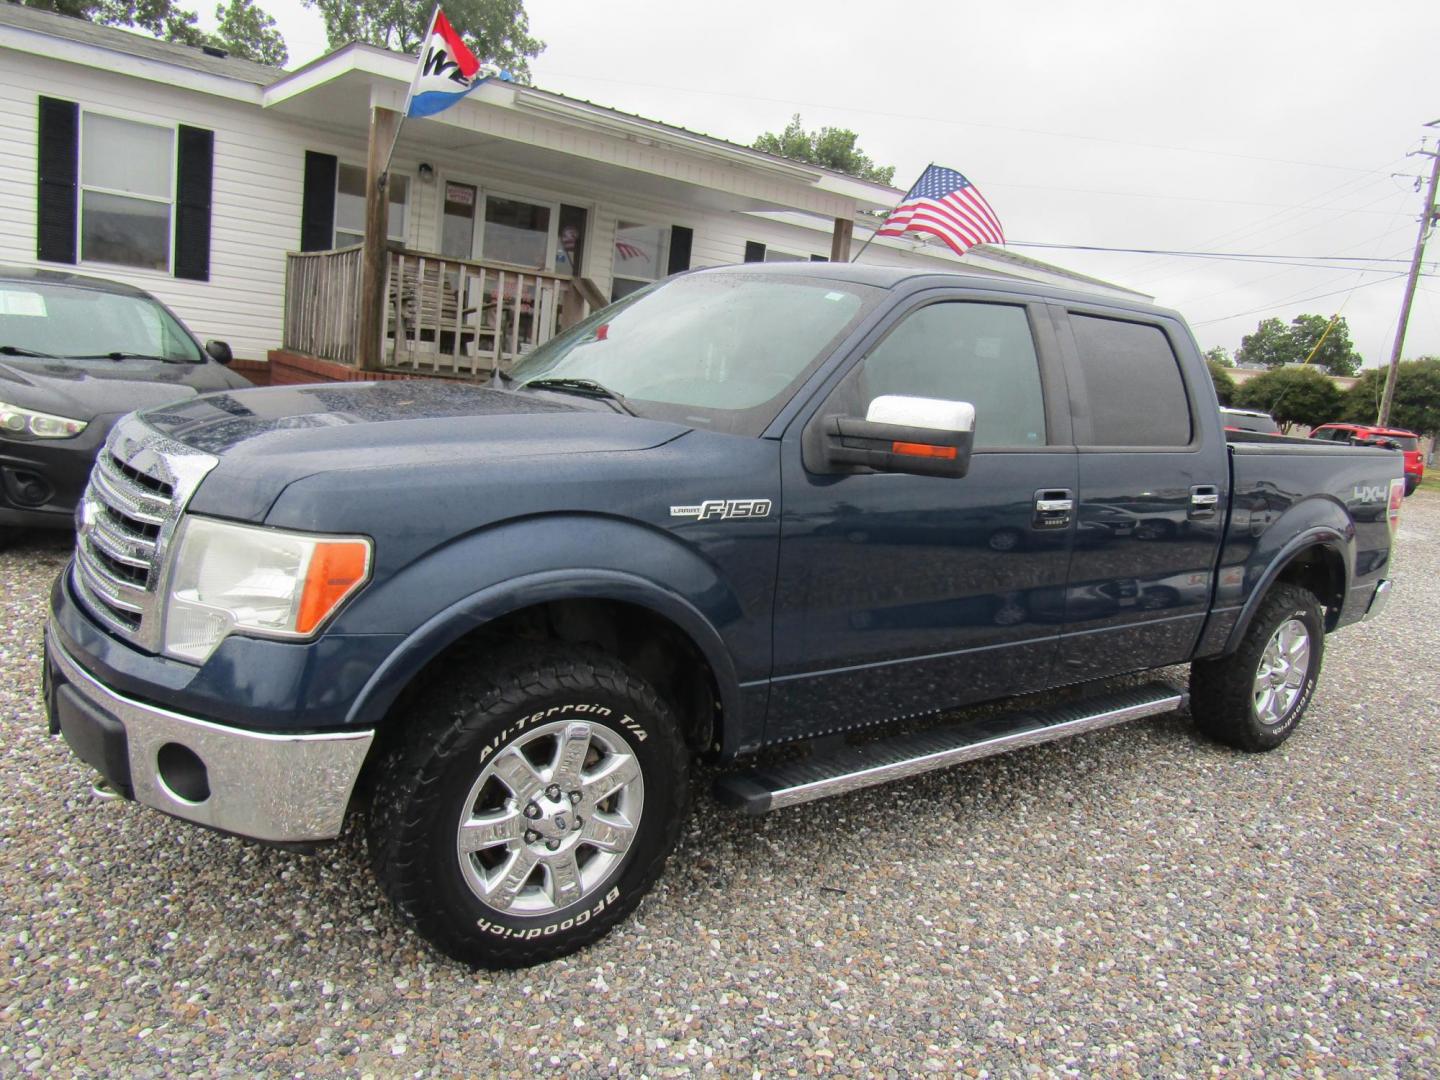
{"left": 305, "top": 0, "right": 544, "bottom": 82}
{"left": 24, "top": 0, "right": 288, "bottom": 64}
{"left": 1233, "top": 366, "right": 1343, "bottom": 432}
{"left": 753, "top": 114, "right": 896, "bottom": 185}
{"left": 1234, "top": 313, "right": 1363, "bottom": 376}
{"left": 1342, "top": 358, "right": 1440, "bottom": 436}
{"left": 1235, "top": 317, "right": 1296, "bottom": 369}
{"left": 213, "top": 0, "right": 287, "bottom": 65}
{"left": 1288, "top": 313, "right": 1362, "bottom": 376}
{"left": 1207, "top": 358, "right": 1237, "bottom": 406}
{"left": 1204, "top": 345, "right": 1233, "bottom": 368}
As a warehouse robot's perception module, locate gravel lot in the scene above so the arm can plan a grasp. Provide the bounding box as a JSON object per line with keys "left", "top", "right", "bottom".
{"left": 2, "top": 496, "right": 1437, "bottom": 1077}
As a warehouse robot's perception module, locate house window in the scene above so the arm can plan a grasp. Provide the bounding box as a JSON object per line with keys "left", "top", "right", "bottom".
{"left": 611, "top": 221, "right": 669, "bottom": 301}
{"left": 483, "top": 195, "right": 552, "bottom": 268}
{"left": 79, "top": 113, "right": 173, "bottom": 271}
{"left": 334, "top": 163, "right": 408, "bottom": 247}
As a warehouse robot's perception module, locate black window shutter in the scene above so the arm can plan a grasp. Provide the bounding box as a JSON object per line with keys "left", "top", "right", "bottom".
{"left": 174, "top": 125, "right": 213, "bottom": 281}
{"left": 667, "top": 225, "right": 693, "bottom": 274}
{"left": 300, "top": 151, "right": 338, "bottom": 251}
{"left": 743, "top": 241, "right": 765, "bottom": 263}
{"left": 36, "top": 97, "right": 78, "bottom": 264}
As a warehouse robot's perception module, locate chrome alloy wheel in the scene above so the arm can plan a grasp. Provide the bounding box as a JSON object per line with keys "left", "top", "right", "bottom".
{"left": 455, "top": 719, "right": 644, "bottom": 916}
{"left": 1252, "top": 617, "right": 1312, "bottom": 726}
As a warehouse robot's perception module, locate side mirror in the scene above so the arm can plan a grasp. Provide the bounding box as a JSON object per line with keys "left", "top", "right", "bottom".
{"left": 823, "top": 395, "right": 976, "bottom": 478}
{"left": 204, "top": 340, "right": 233, "bottom": 365}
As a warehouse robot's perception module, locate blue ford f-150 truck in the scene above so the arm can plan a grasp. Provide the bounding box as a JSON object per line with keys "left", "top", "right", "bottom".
{"left": 44, "top": 263, "right": 1403, "bottom": 968}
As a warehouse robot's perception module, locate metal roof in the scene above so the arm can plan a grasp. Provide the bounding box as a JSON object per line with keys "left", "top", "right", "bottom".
{"left": 0, "top": 2, "right": 278, "bottom": 85}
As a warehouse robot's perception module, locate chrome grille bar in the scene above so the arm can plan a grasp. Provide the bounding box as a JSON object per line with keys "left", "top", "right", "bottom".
{"left": 71, "top": 415, "right": 218, "bottom": 652}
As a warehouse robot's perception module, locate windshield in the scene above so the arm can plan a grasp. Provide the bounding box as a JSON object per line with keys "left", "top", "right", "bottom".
{"left": 1221, "top": 410, "right": 1279, "bottom": 434}
{"left": 1353, "top": 432, "right": 1422, "bottom": 452}
{"left": 507, "top": 272, "right": 878, "bottom": 435}
{"left": 0, "top": 281, "right": 203, "bottom": 363}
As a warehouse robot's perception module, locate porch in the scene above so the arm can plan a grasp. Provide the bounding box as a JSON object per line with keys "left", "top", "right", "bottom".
{"left": 281, "top": 244, "right": 607, "bottom": 380}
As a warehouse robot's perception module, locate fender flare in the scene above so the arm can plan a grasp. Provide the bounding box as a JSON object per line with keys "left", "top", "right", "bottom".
{"left": 345, "top": 567, "right": 744, "bottom": 752}
{"left": 1222, "top": 526, "right": 1350, "bottom": 655}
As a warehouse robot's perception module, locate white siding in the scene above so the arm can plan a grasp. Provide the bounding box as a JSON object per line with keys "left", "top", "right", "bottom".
{"left": 0, "top": 50, "right": 376, "bottom": 361}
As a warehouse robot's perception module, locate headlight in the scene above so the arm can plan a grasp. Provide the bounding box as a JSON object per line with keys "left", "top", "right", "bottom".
{"left": 162, "top": 516, "right": 372, "bottom": 663}
{"left": 0, "top": 400, "right": 88, "bottom": 439}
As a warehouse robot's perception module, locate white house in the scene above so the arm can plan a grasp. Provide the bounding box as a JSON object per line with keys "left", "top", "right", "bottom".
{"left": 0, "top": 4, "right": 1147, "bottom": 375}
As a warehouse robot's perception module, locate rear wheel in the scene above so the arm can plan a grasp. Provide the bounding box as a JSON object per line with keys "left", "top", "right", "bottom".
{"left": 1190, "top": 584, "right": 1324, "bottom": 752}
{"left": 368, "top": 646, "right": 689, "bottom": 968}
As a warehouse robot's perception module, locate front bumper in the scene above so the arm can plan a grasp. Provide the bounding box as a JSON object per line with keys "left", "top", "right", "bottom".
{"left": 45, "top": 628, "right": 374, "bottom": 844}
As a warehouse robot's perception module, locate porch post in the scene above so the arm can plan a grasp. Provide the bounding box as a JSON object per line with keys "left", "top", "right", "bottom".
{"left": 830, "top": 215, "right": 854, "bottom": 263}
{"left": 358, "top": 106, "right": 401, "bottom": 371}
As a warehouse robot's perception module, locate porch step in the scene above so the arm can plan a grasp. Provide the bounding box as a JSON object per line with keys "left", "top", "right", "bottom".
{"left": 714, "top": 682, "right": 1186, "bottom": 815}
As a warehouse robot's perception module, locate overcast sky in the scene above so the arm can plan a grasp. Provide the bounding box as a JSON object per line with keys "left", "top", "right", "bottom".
{"left": 247, "top": 0, "right": 1439, "bottom": 368}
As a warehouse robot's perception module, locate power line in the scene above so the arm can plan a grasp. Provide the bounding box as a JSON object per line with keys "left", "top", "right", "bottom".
{"left": 1189, "top": 273, "right": 1409, "bottom": 326}
{"left": 1007, "top": 241, "right": 1423, "bottom": 264}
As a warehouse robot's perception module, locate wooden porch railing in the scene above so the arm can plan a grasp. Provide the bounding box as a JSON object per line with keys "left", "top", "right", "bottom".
{"left": 283, "top": 245, "right": 365, "bottom": 366}
{"left": 284, "top": 247, "right": 591, "bottom": 377}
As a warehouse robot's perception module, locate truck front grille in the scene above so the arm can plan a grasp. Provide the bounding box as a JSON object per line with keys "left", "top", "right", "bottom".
{"left": 71, "top": 416, "right": 218, "bottom": 651}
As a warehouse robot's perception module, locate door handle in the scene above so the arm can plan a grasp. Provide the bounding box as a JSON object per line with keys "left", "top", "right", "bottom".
{"left": 1033, "top": 489, "right": 1074, "bottom": 530}
{"left": 1190, "top": 485, "right": 1220, "bottom": 518}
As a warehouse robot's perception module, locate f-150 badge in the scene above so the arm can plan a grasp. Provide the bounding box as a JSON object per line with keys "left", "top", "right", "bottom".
{"left": 671, "top": 498, "right": 772, "bottom": 521}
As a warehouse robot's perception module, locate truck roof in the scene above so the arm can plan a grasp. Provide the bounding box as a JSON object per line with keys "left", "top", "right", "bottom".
{"left": 696, "top": 262, "right": 1181, "bottom": 322}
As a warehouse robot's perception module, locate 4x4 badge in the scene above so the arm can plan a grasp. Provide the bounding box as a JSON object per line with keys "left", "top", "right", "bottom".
{"left": 671, "top": 498, "right": 772, "bottom": 521}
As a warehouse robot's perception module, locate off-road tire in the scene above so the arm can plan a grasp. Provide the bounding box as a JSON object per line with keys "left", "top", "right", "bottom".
{"left": 1190, "top": 583, "right": 1324, "bottom": 752}
{"left": 368, "top": 645, "right": 689, "bottom": 968}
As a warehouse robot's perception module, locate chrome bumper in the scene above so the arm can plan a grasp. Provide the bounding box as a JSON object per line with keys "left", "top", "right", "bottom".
{"left": 47, "top": 630, "right": 373, "bottom": 843}
{"left": 1363, "top": 579, "right": 1392, "bottom": 622}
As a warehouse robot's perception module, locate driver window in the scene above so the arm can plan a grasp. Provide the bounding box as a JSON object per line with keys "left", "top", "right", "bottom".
{"left": 849, "top": 302, "right": 1046, "bottom": 448}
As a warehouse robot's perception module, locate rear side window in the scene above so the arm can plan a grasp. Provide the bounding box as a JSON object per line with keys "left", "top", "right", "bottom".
{"left": 1068, "top": 314, "right": 1191, "bottom": 447}
{"left": 854, "top": 302, "right": 1046, "bottom": 448}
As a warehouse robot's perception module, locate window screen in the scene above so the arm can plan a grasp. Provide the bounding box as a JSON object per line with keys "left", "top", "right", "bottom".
{"left": 854, "top": 302, "right": 1046, "bottom": 448}
{"left": 1069, "top": 315, "right": 1191, "bottom": 447}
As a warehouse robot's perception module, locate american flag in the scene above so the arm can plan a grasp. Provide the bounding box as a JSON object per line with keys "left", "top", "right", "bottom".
{"left": 875, "top": 165, "right": 1004, "bottom": 256}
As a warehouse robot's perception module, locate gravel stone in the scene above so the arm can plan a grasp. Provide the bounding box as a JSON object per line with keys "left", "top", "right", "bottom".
{"left": 1, "top": 493, "right": 1436, "bottom": 1076}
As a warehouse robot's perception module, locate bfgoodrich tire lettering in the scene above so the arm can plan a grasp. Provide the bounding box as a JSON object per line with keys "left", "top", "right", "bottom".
{"left": 1190, "top": 583, "right": 1325, "bottom": 752}
{"left": 368, "top": 646, "right": 689, "bottom": 968}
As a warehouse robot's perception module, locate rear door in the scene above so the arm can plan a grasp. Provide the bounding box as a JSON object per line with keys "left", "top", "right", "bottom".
{"left": 1051, "top": 306, "right": 1228, "bottom": 681}
{"left": 767, "top": 291, "right": 1078, "bottom": 743}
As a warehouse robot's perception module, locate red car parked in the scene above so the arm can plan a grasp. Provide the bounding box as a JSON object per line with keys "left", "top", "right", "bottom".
{"left": 1311, "top": 422, "right": 1426, "bottom": 494}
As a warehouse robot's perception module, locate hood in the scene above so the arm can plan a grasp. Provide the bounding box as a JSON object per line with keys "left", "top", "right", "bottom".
{"left": 0, "top": 356, "right": 244, "bottom": 418}
{"left": 139, "top": 380, "right": 693, "bottom": 521}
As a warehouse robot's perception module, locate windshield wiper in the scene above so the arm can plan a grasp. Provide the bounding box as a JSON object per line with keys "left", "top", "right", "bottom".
{"left": 523, "top": 377, "right": 636, "bottom": 416}
{"left": 63, "top": 351, "right": 191, "bottom": 364}
{"left": 0, "top": 345, "right": 58, "bottom": 358}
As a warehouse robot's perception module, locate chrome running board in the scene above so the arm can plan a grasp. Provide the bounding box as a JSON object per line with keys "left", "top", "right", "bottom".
{"left": 715, "top": 683, "right": 1185, "bottom": 815}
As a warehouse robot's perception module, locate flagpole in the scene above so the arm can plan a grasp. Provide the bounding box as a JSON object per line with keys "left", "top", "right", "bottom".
{"left": 851, "top": 162, "right": 931, "bottom": 264}
{"left": 379, "top": 4, "right": 441, "bottom": 189}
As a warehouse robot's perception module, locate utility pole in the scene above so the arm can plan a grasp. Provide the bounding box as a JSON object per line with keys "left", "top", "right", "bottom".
{"left": 1378, "top": 125, "right": 1440, "bottom": 427}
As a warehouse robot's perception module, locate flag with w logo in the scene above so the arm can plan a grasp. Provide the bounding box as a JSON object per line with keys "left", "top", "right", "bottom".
{"left": 405, "top": 9, "right": 510, "bottom": 119}
{"left": 875, "top": 165, "right": 1005, "bottom": 256}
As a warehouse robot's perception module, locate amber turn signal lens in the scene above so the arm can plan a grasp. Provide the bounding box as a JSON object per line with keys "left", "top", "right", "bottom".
{"left": 296, "top": 540, "right": 372, "bottom": 634}
{"left": 891, "top": 441, "right": 958, "bottom": 460}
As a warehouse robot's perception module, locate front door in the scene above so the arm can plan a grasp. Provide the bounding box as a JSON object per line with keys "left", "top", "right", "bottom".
{"left": 768, "top": 295, "right": 1078, "bottom": 743}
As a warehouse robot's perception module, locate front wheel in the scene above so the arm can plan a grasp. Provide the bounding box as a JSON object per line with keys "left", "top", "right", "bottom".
{"left": 1190, "top": 583, "right": 1325, "bottom": 752}
{"left": 368, "top": 647, "right": 689, "bottom": 968}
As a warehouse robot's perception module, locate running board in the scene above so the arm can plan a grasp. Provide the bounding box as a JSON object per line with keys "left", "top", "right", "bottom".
{"left": 715, "top": 683, "right": 1186, "bottom": 815}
